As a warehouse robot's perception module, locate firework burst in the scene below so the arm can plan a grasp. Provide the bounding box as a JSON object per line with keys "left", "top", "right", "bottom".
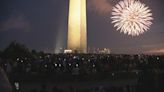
{"left": 111, "top": 0, "right": 153, "bottom": 36}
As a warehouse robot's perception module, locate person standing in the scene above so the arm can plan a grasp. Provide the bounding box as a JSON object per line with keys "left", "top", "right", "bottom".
{"left": 0, "top": 67, "right": 12, "bottom": 92}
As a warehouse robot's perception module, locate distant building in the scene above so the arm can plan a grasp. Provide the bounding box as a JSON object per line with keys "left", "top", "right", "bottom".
{"left": 98, "top": 48, "right": 111, "bottom": 54}
{"left": 54, "top": 48, "right": 64, "bottom": 54}
{"left": 64, "top": 49, "right": 73, "bottom": 53}
{"left": 88, "top": 47, "right": 111, "bottom": 54}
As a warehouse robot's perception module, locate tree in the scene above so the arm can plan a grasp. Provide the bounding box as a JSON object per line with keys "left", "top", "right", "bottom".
{"left": 1, "top": 41, "right": 32, "bottom": 60}
{"left": 0, "top": 50, "right": 2, "bottom": 58}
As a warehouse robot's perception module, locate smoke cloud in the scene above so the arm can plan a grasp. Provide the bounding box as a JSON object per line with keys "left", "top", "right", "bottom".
{"left": 1, "top": 14, "right": 30, "bottom": 31}
{"left": 88, "top": 0, "right": 112, "bottom": 15}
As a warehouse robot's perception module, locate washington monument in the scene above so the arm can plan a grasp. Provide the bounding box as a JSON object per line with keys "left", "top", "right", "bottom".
{"left": 67, "top": 0, "right": 87, "bottom": 53}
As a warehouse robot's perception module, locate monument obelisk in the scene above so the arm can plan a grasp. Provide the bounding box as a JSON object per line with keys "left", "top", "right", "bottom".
{"left": 67, "top": 0, "right": 87, "bottom": 53}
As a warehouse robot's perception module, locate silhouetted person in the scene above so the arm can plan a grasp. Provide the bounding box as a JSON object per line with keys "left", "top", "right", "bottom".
{"left": 68, "top": 85, "right": 76, "bottom": 92}
{"left": 126, "top": 85, "right": 130, "bottom": 92}
{"left": 98, "top": 86, "right": 106, "bottom": 92}
{"left": 0, "top": 67, "right": 12, "bottom": 92}
{"left": 52, "top": 85, "right": 59, "bottom": 92}
{"left": 30, "top": 89, "right": 38, "bottom": 92}
{"left": 40, "top": 84, "right": 47, "bottom": 92}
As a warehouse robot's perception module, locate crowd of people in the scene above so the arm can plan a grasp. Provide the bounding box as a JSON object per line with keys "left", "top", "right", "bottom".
{"left": 0, "top": 53, "right": 164, "bottom": 92}
{"left": 0, "top": 54, "right": 162, "bottom": 77}
{"left": 0, "top": 54, "right": 162, "bottom": 83}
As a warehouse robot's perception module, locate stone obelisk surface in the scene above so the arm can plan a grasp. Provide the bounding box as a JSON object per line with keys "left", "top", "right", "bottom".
{"left": 67, "top": 0, "right": 87, "bottom": 53}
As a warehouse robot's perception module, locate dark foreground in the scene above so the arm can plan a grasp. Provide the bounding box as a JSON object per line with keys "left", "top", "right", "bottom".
{"left": 0, "top": 54, "right": 164, "bottom": 92}
{"left": 8, "top": 71, "right": 164, "bottom": 92}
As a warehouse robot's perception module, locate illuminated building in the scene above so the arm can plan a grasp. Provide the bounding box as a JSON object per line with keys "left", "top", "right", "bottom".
{"left": 67, "top": 0, "right": 87, "bottom": 53}
{"left": 88, "top": 47, "right": 111, "bottom": 54}
{"left": 64, "top": 49, "right": 73, "bottom": 53}
{"left": 99, "top": 48, "right": 111, "bottom": 54}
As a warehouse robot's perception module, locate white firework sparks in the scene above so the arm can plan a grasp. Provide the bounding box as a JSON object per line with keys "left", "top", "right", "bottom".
{"left": 111, "top": 0, "right": 153, "bottom": 36}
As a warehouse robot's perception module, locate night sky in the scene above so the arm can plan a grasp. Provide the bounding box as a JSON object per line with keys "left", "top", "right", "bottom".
{"left": 0, "top": 0, "right": 164, "bottom": 54}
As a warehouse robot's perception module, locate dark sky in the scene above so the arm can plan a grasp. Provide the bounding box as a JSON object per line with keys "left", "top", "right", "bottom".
{"left": 0, "top": 0, "right": 164, "bottom": 54}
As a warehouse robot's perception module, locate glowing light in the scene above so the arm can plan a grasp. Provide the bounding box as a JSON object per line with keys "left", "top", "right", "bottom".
{"left": 54, "top": 63, "right": 57, "bottom": 67}
{"left": 68, "top": 0, "right": 87, "bottom": 53}
{"left": 76, "top": 64, "right": 79, "bottom": 67}
{"left": 111, "top": 0, "right": 153, "bottom": 36}
{"left": 146, "top": 49, "right": 164, "bottom": 54}
{"left": 69, "top": 63, "right": 71, "bottom": 66}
